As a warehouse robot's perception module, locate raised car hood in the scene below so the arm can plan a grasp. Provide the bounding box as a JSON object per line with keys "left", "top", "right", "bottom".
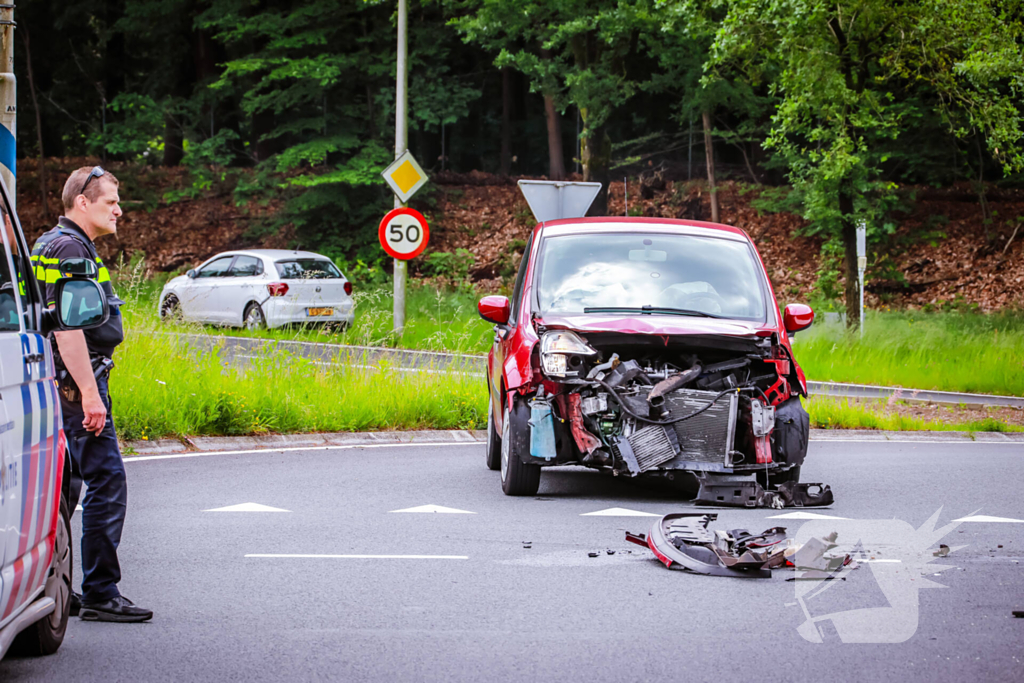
{"left": 537, "top": 313, "right": 768, "bottom": 338}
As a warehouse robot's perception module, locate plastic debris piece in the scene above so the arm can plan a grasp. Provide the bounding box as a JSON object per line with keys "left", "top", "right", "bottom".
{"left": 933, "top": 544, "right": 950, "bottom": 557}
{"left": 588, "top": 552, "right": 599, "bottom": 558}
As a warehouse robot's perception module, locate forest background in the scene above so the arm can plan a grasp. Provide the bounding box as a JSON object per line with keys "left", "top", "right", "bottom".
{"left": 13, "top": 0, "right": 1024, "bottom": 325}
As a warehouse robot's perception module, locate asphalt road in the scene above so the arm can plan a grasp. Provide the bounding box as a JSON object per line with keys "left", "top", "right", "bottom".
{"left": 3, "top": 437, "right": 1023, "bottom": 682}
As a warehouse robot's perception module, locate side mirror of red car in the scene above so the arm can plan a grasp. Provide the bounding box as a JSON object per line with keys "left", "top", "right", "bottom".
{"left": 478, "top": 295, "right": 511, "bottom": 326}
{"left": 783, "top": 303, "right": 815, "bottom": 334}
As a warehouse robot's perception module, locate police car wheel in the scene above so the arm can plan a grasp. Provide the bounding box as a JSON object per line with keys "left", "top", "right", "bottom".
{"left": 244, "top": 303, "right": 267, "bottom": 330}
{"left": 11, "top": 494, "right": 71, "bottom": 656}
{"left": 500, "top": 396, "right": 541, "bottom": 496}
{"left": 485, "top": 393, "right": 502, "bottom": 471}
{"left": 160, "top": 294, "right": 181, "bottom": 322}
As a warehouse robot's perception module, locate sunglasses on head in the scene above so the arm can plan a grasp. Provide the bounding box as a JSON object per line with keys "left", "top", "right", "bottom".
{"left": 79, "top": 166, "right": 106, "bottom": 198}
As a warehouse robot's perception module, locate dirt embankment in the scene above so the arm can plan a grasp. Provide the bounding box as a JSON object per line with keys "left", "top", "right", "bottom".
{"left": 15, "top": 159, "right": 1024, "bottom": 310}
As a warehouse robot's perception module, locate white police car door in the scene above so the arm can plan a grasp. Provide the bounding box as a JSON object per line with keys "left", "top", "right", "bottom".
{"left": 0, "top": 186, "right": 63, "bottom": 625}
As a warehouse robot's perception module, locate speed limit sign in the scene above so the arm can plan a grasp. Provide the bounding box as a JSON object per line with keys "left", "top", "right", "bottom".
{"left": 379, "top": 207, "right": 430, "bottom": 260}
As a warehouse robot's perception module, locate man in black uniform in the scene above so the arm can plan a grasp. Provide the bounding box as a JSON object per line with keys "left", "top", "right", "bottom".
{"left": 32, "top": 166, "right": 152, "bottom": 622}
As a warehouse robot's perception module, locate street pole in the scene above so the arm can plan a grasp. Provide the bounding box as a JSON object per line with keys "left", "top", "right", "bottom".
{"left": 0, "top": 3, "right": 16, "bottom": 210}
{"left": 393, "top": 0, "right": 407, "bottom": 334}
{"left": 856, "top": 222, "right": 867, "bottom": 338}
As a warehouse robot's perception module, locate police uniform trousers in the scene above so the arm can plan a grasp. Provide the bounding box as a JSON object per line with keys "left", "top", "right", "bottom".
{"left": 61, "top": 372, "right": 126, "bottom": 603}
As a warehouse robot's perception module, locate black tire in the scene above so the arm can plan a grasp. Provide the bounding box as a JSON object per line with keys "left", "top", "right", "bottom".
{"left": 159, "top": 294, "right": 181, "bottom": 322}
{"left": 244, "top": 302, "right": 267, "bottom": 330}
{"left": 11, "top": 494, "right": 72, "bottom": 656}
{"left": 500, "top": 395, "right": 541, "bottom": 496}
{"left": 485, "top": 393, "right": 502, "bottom": 470}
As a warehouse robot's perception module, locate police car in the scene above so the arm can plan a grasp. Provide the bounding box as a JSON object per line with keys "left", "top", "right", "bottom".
{"left": 0, "top": 179, "right": 111, "bottom": 659}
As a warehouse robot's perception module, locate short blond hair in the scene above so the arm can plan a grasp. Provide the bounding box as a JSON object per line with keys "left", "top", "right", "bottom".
{"left": 62, "top": 167, "right": 120, "bottom": 210}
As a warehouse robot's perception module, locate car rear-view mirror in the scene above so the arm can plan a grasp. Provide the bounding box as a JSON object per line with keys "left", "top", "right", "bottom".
{"left": 56, "top": 278, "right": 110, "bottom": 330}
{"left": 628, "top": 249, "right": 666, "bottom": 262}
{"left": 478, "top": 295, "right": 510, "bottom": 326}
{"left": 783, "top": 303, "right": 814, "bottom": 335}
{"left": 186, "top": 269, "right": 197, "bottom": 278}
{"left": 58, "top": 257, "right": 98, "bottom": 278}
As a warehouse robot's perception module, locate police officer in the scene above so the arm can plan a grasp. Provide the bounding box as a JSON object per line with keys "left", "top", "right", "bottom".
{"left": 32, "top": 167, "right": 152, "bottom": 623}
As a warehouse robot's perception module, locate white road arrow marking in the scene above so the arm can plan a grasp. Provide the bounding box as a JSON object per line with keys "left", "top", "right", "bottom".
{"left": 204, "top": 503, "right": 291, "bottom": 512}
{"left": 765, "top": 511, "right": 849, "bottom": 520}
{"left": 389, "top": 504, "right": 476, "bottom": 514}
{"left": 952, "top": 514, "right": 1024, "bottom": 523}
{"left": 581, "top": 507, "right": 660, "bottom": 517}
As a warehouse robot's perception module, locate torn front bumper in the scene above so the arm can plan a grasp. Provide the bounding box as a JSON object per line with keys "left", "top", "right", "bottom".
{"left": 694, "top": 478, "right": 834, "bottom": 508}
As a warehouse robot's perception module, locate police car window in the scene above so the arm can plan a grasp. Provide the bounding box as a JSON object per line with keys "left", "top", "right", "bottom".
{"left": 196, "top": 256, "right": 235, "bottom": 278}
{"left": 0, "top": 214, "right": 22, "bottom": 331}
{"left": 229, "top": 256, "right": 264, "bottom": 277}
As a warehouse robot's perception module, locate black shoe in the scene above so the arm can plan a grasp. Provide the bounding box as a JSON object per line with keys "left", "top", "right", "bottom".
{"left": 79, "top": 596, "right": 153, "bottom": 623}
{"left": 69, "top": 591, "right": 82, "bottom": 617}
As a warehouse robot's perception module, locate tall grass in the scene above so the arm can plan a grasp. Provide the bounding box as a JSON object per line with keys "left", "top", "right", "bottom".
{"left": 791, "top": 310, "right": 1024, "bottom": 396}
{"left": 110, "top": 319, "right": 488, "bottom": 441}
{"left": 804, "top": 396, "right": 1023, "bottom": 433}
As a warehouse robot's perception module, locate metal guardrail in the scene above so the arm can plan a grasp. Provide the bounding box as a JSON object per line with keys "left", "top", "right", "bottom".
{"left": 164, "top": 333, "right": 1024, "bottom": 408}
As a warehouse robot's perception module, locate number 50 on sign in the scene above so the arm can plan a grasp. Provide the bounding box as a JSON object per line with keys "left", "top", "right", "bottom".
{"left": 378, "top": 208, "right": 430, "bottom": 260}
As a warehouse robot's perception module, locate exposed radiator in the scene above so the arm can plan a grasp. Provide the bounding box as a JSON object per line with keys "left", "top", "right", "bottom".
{"left": 662, "top": 387, "right": 737, "bottom": 466}
{"left": 614, "top": 387, "right": 737, "bottom": 471}
{"left": 613, "top": 425, "right": 680, "bottom": 474}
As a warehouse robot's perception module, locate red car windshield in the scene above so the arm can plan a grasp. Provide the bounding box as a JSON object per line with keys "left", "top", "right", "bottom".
{"left": 535, "top": 233, "right": 767, "bottom": 321}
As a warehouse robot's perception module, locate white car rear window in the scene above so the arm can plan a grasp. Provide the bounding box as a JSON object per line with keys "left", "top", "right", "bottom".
{"left": 275, "top": 259, "right": 342, "bottom": 279}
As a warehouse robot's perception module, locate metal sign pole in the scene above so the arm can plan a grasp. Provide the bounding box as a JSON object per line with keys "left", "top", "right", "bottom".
{"left": 856, "top": 222, "right": 867, "bottom": 338}
{"left": 0, "top": 3, "right": 16, "bottom": 210}
{"left": 393, "top": 0, "right": 408, "bottom": 334}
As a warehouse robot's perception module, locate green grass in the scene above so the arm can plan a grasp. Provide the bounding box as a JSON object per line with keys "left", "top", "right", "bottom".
{"left": 108, "top": 318, "right": 1018, "bottom": 442}
{"left": 110, "top": 319, "right": 487, "bottom": 441}
{"left": 805, "top": 396, "right": 1024, "bottom": 433}
{"left": 791, "top": 309, "right": 1024, "bottom": 396}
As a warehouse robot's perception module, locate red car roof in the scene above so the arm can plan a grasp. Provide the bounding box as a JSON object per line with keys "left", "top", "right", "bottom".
{"left": 538, "top": 216, "right": 750, "bottom": 240}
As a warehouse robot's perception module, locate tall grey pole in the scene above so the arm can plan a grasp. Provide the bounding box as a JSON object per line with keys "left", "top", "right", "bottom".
{"left": 393, "top": 0, "right": 407, "bottom": 334}
{"left": 856, "top": 222, "right": 867, "bottom": 338}
{"left": 0, "top": 3, "right": 16, "bottom": 210}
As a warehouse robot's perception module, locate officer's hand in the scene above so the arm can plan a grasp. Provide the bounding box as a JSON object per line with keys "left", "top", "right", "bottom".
{"left": 82, "top": 392, "right": 107, "bottom": 436}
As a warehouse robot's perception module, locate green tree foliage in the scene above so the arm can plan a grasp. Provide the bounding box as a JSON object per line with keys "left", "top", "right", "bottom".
{"left": 707, "top": 0, "right": 1024, "bottom": 325}
{"left": 453, "top": 0, "right": 647, "bottom": 214}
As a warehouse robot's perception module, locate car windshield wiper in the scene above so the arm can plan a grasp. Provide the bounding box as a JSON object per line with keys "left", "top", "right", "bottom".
{"left": 582, "top": 305, "right": 727, "bottom": 319}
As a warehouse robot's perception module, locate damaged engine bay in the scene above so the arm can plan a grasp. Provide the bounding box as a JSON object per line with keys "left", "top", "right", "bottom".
{"left": 523, "top": 328, "right": 832, "bottom": 507}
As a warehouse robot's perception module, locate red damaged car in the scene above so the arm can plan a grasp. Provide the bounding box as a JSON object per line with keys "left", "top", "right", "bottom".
{"left": 478, "top": 216, "right": 822, "bottom": 503}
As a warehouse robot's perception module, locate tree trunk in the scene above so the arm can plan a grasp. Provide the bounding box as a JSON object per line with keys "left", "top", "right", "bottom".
{"left": 581, "top": 118, "right": 611, "bottom": 216}
{"left": 839, "top": 189, "right": 860, "bottom": 329}
{"left": 163, "top": 114, "right": 185, "bottom": 167}
{"left": 500, "top": 67, "right": 512, "bottom": 176}
{"left": 543, "top": 95, "right": 566, "bottom": 180}
{"left": 21, "top": 28, "right": 51, "bottom": 224}
{"left": 702, "top": 110, "right": 719, "bottom": 223}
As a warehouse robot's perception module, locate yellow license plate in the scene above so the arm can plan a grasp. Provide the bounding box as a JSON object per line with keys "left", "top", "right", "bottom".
{"left": 307, "top": 307, "right": 334, "bottom": 316}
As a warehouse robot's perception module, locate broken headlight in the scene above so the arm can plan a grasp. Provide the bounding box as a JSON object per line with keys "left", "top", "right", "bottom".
{"left": 540, "top": 330, "right": 597, "bottom": 378}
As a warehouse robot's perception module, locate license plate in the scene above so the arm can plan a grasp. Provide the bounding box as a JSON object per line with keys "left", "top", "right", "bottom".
{"left": 307, "top": 307, "right": 334, "bottom": 316}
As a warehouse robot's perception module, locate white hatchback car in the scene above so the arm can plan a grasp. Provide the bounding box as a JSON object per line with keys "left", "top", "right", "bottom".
{"left": 159, "top": 250, "right": 355, "bottom": 329}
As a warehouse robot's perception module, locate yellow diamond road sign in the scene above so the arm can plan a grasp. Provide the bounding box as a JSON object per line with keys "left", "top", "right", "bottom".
{"left": 382, "top": 150, "right": 429, "bottom": 203}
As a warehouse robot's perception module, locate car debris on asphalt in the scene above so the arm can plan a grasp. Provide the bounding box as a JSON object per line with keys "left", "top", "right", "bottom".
{"left": 625, "top": 513, "right": 856, "bottom": 579}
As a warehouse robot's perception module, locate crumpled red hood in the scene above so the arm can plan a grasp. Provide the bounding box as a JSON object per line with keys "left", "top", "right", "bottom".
{"left": 536, "top": 313, "right": 769, "bottom": 338}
